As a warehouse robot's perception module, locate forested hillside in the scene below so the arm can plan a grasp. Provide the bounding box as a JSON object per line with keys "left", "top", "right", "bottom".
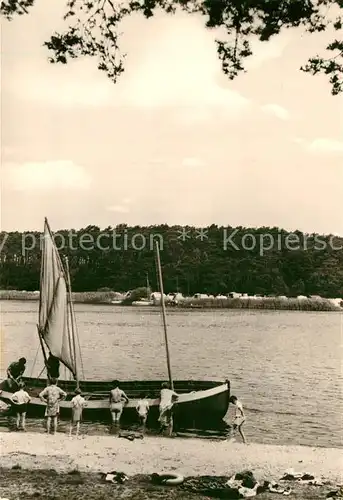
{"left": 0, "top": 225, "right": 342, "bottom": 297}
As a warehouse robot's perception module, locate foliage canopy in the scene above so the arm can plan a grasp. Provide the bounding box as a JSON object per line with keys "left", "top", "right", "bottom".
{"left": 1, "top": 225, "right": 342, "bottom": 297}
{"left": 1, "top": 0, "right": 343, "bottom": 94}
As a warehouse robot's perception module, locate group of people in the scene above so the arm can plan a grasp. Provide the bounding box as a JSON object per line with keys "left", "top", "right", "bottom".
{"left": 109, "top": 380, "right": 179, "bottom": 435}
{"left": 5, "top": 357, "right": 180, "bottom": 436}
{"left": 5, "top": 357, "right": 246, "bottom": 442}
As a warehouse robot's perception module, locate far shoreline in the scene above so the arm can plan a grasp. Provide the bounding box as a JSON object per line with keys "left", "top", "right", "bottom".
{"left": 0, "top": 290, "right": 342, "bottom": 312}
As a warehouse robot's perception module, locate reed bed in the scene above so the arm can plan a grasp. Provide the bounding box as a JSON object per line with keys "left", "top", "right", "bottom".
{"left": 175, "top": 297, "right": 341, "bottom": 311}
{"left": 0, "top": 290, "right": 120, "bottom": 304}
{"left": 0, "top": 290, "right": 40, "bottom": 301}
{"left": 1, "top": 290, "right": 341, "bottom": 311}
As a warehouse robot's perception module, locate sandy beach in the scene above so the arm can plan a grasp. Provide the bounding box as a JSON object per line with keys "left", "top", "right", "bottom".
{"left": 0, "top": 433, "right": 342, "bottom": 499}
{"left": 1, "top": 432, "right": 342, "bottom": 479}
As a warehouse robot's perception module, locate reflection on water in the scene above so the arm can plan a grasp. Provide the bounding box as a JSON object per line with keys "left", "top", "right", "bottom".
{"left": 1, "top": 301, "right": 342, "bottom": 448}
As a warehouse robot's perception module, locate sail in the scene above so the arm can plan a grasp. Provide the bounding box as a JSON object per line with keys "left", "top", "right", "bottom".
{"left": 38, "top": 219, "right": 77, "bottom": 376}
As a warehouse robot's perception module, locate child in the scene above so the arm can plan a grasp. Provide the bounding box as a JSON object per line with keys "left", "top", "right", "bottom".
{"left": 10, "top": 381, "right": 31, "bottom": 431}
{"left": 229, "top": 395, "right": 246, "bottom": 444}
{"left": 109, "top": 380, "right": 129, "bottom": 428}
{"left": 136, "top": 393, "right": 149, "bottom": 429}
{"left": 39, "top": 378, "right": 67, "bottom": 435}
{"left": 69, "top": 388, "right": 87, "bottom": 437}
{"left": 158, "top": 382, "right": 178, "bottom": 436}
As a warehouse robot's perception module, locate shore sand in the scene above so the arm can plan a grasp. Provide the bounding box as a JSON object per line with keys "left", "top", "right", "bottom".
{"left": 1, "top": 432, "right": 342, "bottom": 499}
{"left": 1, "top": 432, "right": 342, "bottom": 479}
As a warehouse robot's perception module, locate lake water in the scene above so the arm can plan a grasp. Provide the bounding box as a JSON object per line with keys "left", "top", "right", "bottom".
{"left": 1, "top": 300, "right": 342, "bottom": 448}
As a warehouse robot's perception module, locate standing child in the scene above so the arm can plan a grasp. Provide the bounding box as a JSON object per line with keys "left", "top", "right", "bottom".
{"left": 39, "top": 378, "right": 67, "bottom": 435}
{"left": 10, "top": 381, "right": 31, "bottom": 431}
{"left": 136, "top": 393, "right": 149, "bottom": 430}
{"left": 69, "top": 388, "right": 87, "bottom": 437}
{"left": 229, "top": 395, "right": 246, "bottom": 444}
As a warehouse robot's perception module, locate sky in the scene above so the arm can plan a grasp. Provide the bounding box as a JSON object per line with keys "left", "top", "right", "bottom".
{"left": 1, "top": 0, "right": 343, "bottom": 234}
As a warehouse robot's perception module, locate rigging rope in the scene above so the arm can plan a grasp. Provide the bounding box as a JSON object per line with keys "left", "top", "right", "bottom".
{"left": 37, "top": 365, "right": 45, "bottom": 379}
{"left": 29, "top": 343, "right": 40, "bottom": 377}
{"left": 73, "top": 317, "right": 85, "bottom": 381}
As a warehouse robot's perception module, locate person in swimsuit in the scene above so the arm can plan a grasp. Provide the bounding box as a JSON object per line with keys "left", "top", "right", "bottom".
{"left": 7, "top": 358, "right": 26, "bottom": 391}
{"left": 158, "top": 382, "right": 178, "bottom": 435}
{"left": 39, "top": 378, "right": 67, "bottom": 434}
{"left": 69, "top": 388, "right": 87, "bottom": 437}
{"left": 109, "top": 380, "right": 129, "bottom": 427}
{"left": 136, "top": 392, "right": 150, "bottom": 430}
{"left": 229, "top": 395, "right": 246, "bottom": 444}
{"left": 10, "top": 381, "right": 31, "bottom": 431}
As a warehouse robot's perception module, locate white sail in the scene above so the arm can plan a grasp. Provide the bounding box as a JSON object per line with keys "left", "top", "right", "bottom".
{"left": 38, "top": 219, "right": 77, "bottom": 376}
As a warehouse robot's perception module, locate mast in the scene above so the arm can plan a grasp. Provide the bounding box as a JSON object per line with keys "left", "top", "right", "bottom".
{"left": 36, "top": 325, "right": 48, "bottom": 373}
{"left": 37, "top": 222, "right": 49, "bottom": 373}
{"left": 146, "top": 273, "right": 149, "bottom": 299}
{"left": 63, "top": 256, "right": 80, "bottom": 388}
{"left": 155, "top": 241, "right": 174, "bottom": 390}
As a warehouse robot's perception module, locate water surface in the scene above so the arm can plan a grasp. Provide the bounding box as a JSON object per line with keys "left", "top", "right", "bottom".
{"left": 1, "top": 301, "right": 342, "bottom": 448}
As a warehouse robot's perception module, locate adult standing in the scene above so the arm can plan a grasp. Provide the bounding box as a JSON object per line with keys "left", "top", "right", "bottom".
{"left": 6, "top": 358, "right": 26, "bottom": 391}
{"left": 46, "top": 353, "right": 60, "bottom": 380}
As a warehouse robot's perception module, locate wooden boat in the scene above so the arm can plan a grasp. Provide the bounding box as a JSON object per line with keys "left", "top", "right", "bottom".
{"left": 0, "top": 219, "right": 230, "bottom": 431}
{"left": 0, "top": 378, "right": 229, "bottom": 430}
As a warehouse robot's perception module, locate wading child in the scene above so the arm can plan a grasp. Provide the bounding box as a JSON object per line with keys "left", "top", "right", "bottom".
{"left": 69, "top": 388, "right": 87, "bottom": 437}
{"left": 10, "top": 381, "right": 31, "bottom": 431}
{"left": 109, "top": 380, "right": 129, "bottom": 428}
{"left": 229, "top": 395, "right": 246, "bottom": 444}
{"left": 158, "top": 382, "right": 179, "bottom": 436}
{"left": 136, "top": 393, "right": 149, "bottom": 430}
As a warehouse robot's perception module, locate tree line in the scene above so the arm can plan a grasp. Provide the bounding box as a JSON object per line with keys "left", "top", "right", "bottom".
{"left": 0, "top": 225, "right": 342, "bottom": 297}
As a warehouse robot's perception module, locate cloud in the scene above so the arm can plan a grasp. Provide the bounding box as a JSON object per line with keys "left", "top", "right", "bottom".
{"left": 246, "top": 33, "right": 291, "bottom": 69}
{"left": 181, "top": 157, "right": 205, "bottom": 168}
{"left": 292, "top": 137, "right": 305, "bottom": 144}
{"left": 107, "top": 205, "right": 130, "bottom": 213}
{"left": 4, "top": 160, "right": 91, "bottom": 191}
{"left": 6, "top": 12, "right": 249, "bottom": 114}
{"left": 307, "top": 138, "right": 343, "bottom": 154}
{"left": 262, "top": 104, "right": 290, "bottom": 120}
{"left": 122, "top": 16, "right": 250, "bottom": 110}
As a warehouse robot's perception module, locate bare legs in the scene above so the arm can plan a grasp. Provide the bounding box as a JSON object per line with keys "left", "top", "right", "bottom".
{"left": 15, "top": 412, "right": 26, "bottom": 431}
{"left": 69, "top": 421, "right": 80, "bottom": 437}
{"left": 159, "top": 410, "right": 173, "bottom": 436}
{"left": 46, "top": 416, "right": 58, "bottom": 434}
{"left": 110, "top": 409, "right": 122, "bottom": 432}
{"left": 231, "top": 423, "right": 247, "bottom": 444}
{"left": 139, "top": 415, "right": 147, "bottom": 433}
{"left": 238, "top": 423, "right": 246, "bottom": 444}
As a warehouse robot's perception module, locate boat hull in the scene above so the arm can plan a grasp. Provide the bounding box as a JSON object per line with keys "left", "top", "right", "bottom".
{"left": 0, "top": 378, "right": 230, "bottom": 431}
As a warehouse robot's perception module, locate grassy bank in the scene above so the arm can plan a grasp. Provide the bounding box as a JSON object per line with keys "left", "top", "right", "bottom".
{"left": 0, "top": 290, "right": 341, "bottom": 311}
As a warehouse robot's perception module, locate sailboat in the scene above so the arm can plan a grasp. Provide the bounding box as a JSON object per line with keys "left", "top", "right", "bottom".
{"left": 0, "top": 219, "right": 230, "bottom": 431}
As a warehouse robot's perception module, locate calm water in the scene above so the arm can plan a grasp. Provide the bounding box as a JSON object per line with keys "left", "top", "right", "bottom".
{"left": 1, "top": 300, "right": 342, "bottom": 448}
